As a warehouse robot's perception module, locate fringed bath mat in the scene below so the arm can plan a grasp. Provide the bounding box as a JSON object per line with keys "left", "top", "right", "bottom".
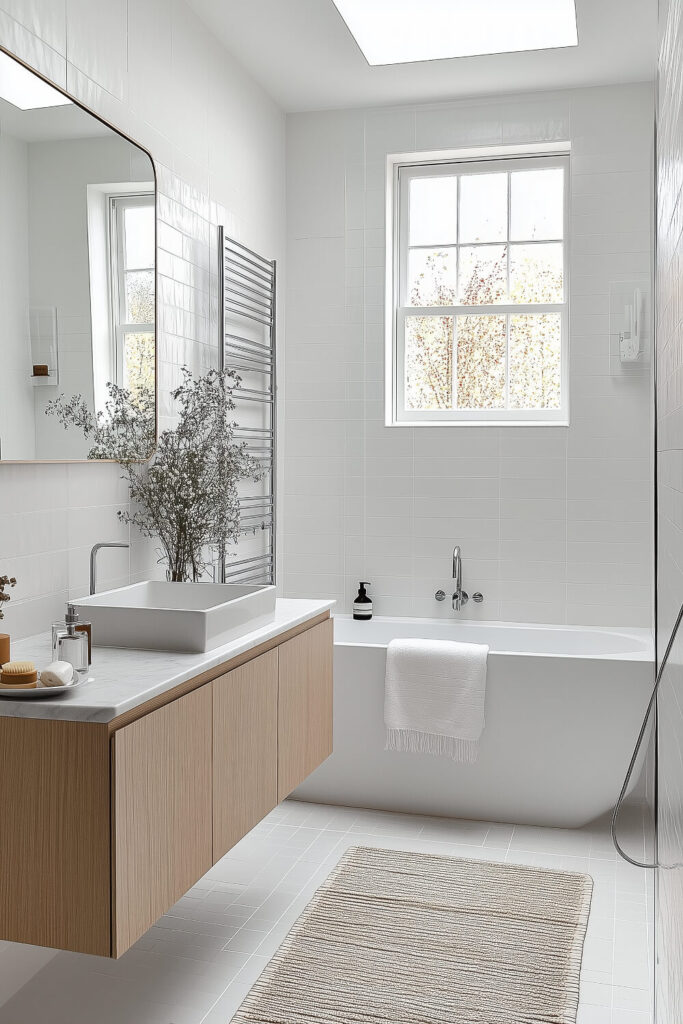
{"left": 232, "top": 845, "right": 593, "bottom": 1024}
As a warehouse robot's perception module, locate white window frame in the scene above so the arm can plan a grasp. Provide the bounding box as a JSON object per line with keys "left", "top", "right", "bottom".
{"left": 108, "top": 192, "right": 155, "bottom": 389}
{"left": 386, "top": 147, "right": 570, "bottom": 426}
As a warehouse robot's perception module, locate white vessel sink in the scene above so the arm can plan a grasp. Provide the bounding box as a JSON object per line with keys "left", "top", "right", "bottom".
{"left": 73, "top": 581, "right": 277, "bottom": 653}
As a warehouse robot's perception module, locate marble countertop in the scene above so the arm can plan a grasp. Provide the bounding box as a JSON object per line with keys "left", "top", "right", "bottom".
{"left": 2, "top": 598, "right": 335, "bottom": 724}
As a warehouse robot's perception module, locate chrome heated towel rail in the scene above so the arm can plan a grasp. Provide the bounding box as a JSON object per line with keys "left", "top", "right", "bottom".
{"left": 218, "top": 228, "right": 276, "bottom": 586}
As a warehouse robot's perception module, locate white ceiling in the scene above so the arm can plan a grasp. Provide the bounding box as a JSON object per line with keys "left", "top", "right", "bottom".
{"left": 187, "top": 0, "right": 656, "bottom": 113}
{"left": 0, "top": 95, "right": 112, "bottom": 141}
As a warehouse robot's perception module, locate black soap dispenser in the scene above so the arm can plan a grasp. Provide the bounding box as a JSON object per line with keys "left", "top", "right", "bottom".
{"left": 353, "top": 581, "right": 373, "bottom": 621}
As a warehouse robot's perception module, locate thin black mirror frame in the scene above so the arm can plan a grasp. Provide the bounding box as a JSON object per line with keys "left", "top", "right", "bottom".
{"left": 0, "top": 42, "right": 158, "bottom": 465}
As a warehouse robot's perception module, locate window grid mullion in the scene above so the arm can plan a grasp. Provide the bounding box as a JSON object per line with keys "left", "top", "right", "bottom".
{"left": 505, "top": 171, "right": 511, "bottom": 410}
{"left": 408, "top": 237, "right": 563, "bottom": 252}
{"left": 452, "top": 315, "right": 458, "bottom": 412}
{"left": 116, "top": 201, "right": 127, "bottom": 329}
{"left": 402, "top": 303, "right": 565, "bottom": 316}
{"left": 454, "top": 173, "right": 460, "bottom": 410}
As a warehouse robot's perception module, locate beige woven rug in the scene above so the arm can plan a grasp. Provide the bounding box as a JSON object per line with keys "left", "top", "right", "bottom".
{"left": 232, "top": 845, "right": 593, "bottom": 1024}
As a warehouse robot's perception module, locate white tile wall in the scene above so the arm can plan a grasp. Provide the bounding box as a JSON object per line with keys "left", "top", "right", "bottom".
{"left": 0, "top": 0, "right": 285, "bottom": 639}
{"left": 0, "top": 131, "right": 34, "bottom": 460}
{"left": 655, "top": 1, "right": 683, "bottom": 1021}
{"left": 284, "top": 84, "right": 654, "bottom": 626}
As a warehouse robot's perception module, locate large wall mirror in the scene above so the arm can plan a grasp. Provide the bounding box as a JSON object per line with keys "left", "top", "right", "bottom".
{"left": 0, "top": 48, "right": 156, "bottom": 462}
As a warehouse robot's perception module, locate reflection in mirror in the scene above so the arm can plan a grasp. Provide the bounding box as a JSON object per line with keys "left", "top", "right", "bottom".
{"left": 0, "top": 48, "right": 156, "bottom": 462}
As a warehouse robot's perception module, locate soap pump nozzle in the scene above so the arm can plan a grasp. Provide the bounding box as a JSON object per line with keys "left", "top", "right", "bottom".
{"left": 65, "top": 603, "right": 79, "bottom": 635}
{"left": 52, "top": 603, "right": 89, "bottom": 675}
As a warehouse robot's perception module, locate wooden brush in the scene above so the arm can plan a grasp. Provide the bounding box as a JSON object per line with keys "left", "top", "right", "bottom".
{"left": 0, "top": 661, "right": 38, "bottom": 687}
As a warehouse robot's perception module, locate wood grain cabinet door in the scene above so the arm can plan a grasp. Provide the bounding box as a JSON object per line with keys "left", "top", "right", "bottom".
{"left": 111, "top": 686, "right": 212, "bottom": 957}
{"left": 278, "top": 618, "right": 334, "bottom": 802}
{"left": 212, "top": 649, "right": 278, "bottom": 862}
{"left": 0, "top": 718, "right": 111, "bottom": 956}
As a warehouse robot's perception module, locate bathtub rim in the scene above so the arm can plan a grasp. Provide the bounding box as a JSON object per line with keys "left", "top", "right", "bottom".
{"left": 332, "top": 613, "right": 654, "bottom": 662}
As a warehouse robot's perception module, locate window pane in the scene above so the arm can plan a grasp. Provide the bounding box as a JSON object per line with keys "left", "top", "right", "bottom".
{"left": 407, "top": 248, "right": 456, "bottom": 306}
{"left": 509, "top": 313, "right": 561, "bottom": 410}
{"left": 125, "top": 270, "right": 155, "bottom": 324}
{"left": 510, "top": 168, "right": 563, "bottom": 241}
{"left": 459, "top": 172, "right": 507, "bottom": 243}
{"left": 458, "top": 245, "right": 507, "bottom": 305}
{"left": 124, "top": 203, "right": 155, "bottom": 268}
{"left": 405, "top": 315, "right": 453, "bottom": 410}
{"left": 409, "top": 176, "right": 457, "bottom": 246}
{"left": 509, "top": 243, "right": 563, "bottom": 303}
{"left": 123, "top": 331, "right": 155, "bottom": 405}
{"left": 455, "top": 314, "right": 506, "bottom": 409}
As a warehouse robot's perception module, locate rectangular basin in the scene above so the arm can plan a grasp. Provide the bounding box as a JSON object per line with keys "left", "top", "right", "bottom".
{"left": 72, "top": 581, "right": 277, "bottom": 653}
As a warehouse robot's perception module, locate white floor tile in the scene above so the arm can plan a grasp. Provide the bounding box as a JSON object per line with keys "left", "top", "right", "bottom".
{"left": 0, "top": 799, "right": 653, "bottom": 1024}
{"left": 612, "top": 986, "right": 652, "bottom": 1012}
{"left": 611, "top": 1013, "right": 652, "bottom": 1024}
{"left": 578, "top": 1006, "right": 612, "bottom": 1024}
{"left": 581, "top": 981, "right": 613, "bottom": 1007}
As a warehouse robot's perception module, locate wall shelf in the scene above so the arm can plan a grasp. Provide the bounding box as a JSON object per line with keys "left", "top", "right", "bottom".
{"left": 29, "top": 306, "right": 59, "bottom": 387}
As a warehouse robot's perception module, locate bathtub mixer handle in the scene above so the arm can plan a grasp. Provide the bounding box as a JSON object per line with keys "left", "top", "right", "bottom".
{"left": 434, "top": 588, "right": 467, "bottom": 605}
{"left": 434, "top": 589, "right": 484, "bottom": 605}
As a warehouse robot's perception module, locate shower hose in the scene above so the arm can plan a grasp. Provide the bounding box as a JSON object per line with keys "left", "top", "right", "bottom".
{"left": 611, "top": 600, "right": 683, "bottom": 869}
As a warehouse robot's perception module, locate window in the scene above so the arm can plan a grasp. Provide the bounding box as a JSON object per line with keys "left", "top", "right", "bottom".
{"left": 388, "top": 152, "right": 569, "bottom": 425}
{"left": 109, "top": 193, "right": 155, "bottom": 403}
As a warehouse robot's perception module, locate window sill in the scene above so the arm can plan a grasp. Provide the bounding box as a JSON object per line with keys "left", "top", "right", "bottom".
{"left": 387, "top": 419, "right": 570, "bottom": 428}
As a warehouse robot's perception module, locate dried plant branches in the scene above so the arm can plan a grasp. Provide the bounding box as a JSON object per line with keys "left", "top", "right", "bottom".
{"left": 46, "top": 368, "right": 263, "bottom": 582}
{"left": 0, "top": 575, "right": 17, "bottom": 621}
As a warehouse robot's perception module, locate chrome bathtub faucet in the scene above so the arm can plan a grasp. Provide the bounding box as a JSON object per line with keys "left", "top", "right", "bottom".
{"left": 452, "top": 544, "right": 468, "bottom": 610}
{"left": 434, "top": 545, "right": 483, "bottom": 611}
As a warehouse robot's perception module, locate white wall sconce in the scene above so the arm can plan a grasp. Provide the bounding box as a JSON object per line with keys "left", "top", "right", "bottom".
{"left": 619, "top": 287, "right": 643, "bottom": 363}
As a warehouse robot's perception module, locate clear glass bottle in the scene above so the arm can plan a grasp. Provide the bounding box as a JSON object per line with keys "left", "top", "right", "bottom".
{"left": 52, "top": 604, "right": 90, "bottom": 676}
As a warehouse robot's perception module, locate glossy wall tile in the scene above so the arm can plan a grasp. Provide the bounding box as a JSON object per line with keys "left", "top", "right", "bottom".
{"left": 0, "top": 0, "right": 285, "bottom": 637}
{"left": 283, "top": 85, "right": 654, "bottom": 624}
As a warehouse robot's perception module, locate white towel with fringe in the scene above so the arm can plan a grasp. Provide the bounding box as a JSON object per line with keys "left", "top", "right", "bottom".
{"left": 384, "top": 638, "right": 489, "bottom": 763}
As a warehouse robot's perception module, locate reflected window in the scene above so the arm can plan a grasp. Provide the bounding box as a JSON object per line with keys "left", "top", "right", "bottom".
{"left": 110, "top": 194, "right": 155, "bottom": 403}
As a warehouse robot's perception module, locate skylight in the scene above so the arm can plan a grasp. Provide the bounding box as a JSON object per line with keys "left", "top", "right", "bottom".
{"left": 331, "top": 0, "right": 578, "bottom": 66}
{"left": 0, "top": 50, "right": 71, "bottom": 109}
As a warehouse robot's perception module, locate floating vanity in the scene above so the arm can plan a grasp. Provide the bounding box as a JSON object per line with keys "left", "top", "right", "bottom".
{"left": 0, "top": 599, "right": 334, "bottom": 958}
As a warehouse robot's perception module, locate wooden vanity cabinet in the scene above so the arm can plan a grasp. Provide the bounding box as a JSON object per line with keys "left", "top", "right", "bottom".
{"left": 278, "top": 618, "right": 333, "bottom": 801}
{"left": 0, "top": 611, "right": 332, "bottom": 958}
{"left": 111, "top": 687, "right": 213, "bottom": 956}
{"left": 212, "top": 649, "right": 278, "bottom": 861}
{"left": 0, "top": 717, "right": 111, "bottom": 957}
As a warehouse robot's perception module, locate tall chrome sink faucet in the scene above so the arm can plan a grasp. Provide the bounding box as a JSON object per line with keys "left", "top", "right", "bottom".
{"left": 90, "top": 542, "right": 130, "bottom": 595}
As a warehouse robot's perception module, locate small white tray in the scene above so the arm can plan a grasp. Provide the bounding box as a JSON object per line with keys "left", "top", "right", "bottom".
{"left": 0, "top": 672, "right": 91, "bottom": 699}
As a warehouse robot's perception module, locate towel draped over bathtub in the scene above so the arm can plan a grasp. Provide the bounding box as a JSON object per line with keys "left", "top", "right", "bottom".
{"left": 384, "top": 638, "right": 489, "bottom": 763}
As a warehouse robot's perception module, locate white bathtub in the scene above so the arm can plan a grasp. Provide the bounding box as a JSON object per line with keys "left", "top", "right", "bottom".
{"left": 293, "top": 615, "right": 654, "bottom": 828}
